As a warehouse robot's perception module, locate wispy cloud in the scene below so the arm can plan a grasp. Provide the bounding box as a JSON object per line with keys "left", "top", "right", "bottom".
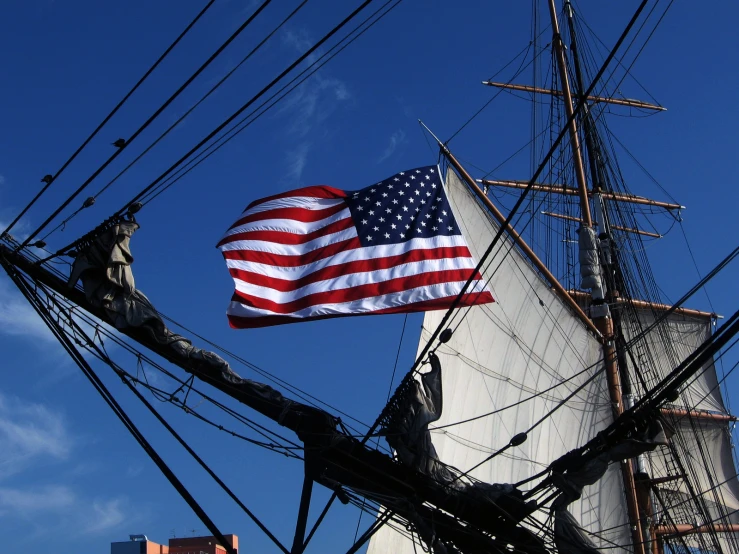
{"left": 0, "top": 218, "right": 30, "bottom": 242}
{"left": 125, "top": 463, "right": 143, "bottom": 478}
{"left": 0, "top": 390, "right": 130, "bottom": 537}
{"left": 0, "top": 484, "right": 128, "bottom": 536}
{"left": 377, "top": 129, "right": 407, "bottom": 163}
{"left": 276, "top": 29, "right": 352, "bottom": 182}
{"left": 278, "top": 75, "right": 350, "bottom": 139}
{"left": 81, "top": 498, "right": 126, "bottom": 535}
{"left": 0, "top": 275, "right": 57, "bottom": 344}
{"left": 282, "top": 29, "right": 313, "bottom": 58}
{"left": 0, "top": 175, "right": 34, "bottom": 243}
{"left": 0, "top": 390, "right": 72, "bottom": 479}
{"left": 0, "top": 275, "right": 97, "bottom": 385}
{"left": 0, "top": 485, "right": 75, "bottom": 516}
{"left": 285, "top": 142, "right": 311, "bottom": 182}
{"left": 0, "top": 265, "right": 118, "bottom": 369}
{"left": 66, "top": 461, "right": 101, "bottom": 477}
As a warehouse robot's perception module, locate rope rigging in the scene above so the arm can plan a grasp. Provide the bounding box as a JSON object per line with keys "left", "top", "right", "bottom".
{"left": 2, "top": 261, "right": 238, "bottom": 554}
{"left": 445, "top": 24, "right": 554, "bottom": 145}
{"left": 18, "top": 0, "right": 276, "bottom": 250}
{"left": 5, "top": 229, "right": 391, "bottom": 453}
{"left": 135, "top": 0, "right": 406, "bottom": 209}
{"left": 7, "top": 234, "right": 508, "bottom": 549}
{"left": 2, "top": 0, "right": 737, "bottom": 552}
{"left": 456, "top": 22, "right": 736, "bottom": 540}
{"left": 55, "top": 299, "right": 294, "bottom": 554}
{"left": 411, "top": 143, "right": 689, "bottom": 445}
{"left": 384, "top": 3, "right": 738, "bottom": 550}
{"left": 38, "top": 0, "right": 387, "bottom": 265}
{"left": 1, "top": 0, "right": 217, "bottom": 240}
{"left": 572, "top": 0, "right": 662, "bottom": 108}
{"left": 36, "top": 0, "right": 313, "bottom": 245}
{"left": 352, "top": 15, "right": 655, "bottom": 528}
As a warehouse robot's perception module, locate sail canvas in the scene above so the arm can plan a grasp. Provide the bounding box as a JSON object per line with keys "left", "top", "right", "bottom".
{"left": 369, "top": 168, "right": 632, "bottom": 552}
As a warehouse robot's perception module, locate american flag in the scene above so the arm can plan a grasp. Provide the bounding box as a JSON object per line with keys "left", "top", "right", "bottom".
{"left": 217, "top": 165, "right": 493, "bottom": 328}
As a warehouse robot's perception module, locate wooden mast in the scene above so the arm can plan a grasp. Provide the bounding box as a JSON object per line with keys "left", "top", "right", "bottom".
{"left": 481, "top": 81, "right": 667, "bottom": 111}
{"left": 549, "top": 1, "right": 646, "bottom": 551}
{"left": 478, "top": 178, "right": 684, "bottom": 211}
{"left": 438, "top": 146, "right": 601, "bottom": 338}
{"left": 541, "top": 211, "right": 662, "bottom": 238}
{"left": 547, "top": 0, "right": 592, "bottom": 227}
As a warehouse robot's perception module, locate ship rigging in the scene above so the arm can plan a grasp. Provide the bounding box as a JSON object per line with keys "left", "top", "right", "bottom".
{"left": 1, "top": 1, "right": 738, "bottom": 553}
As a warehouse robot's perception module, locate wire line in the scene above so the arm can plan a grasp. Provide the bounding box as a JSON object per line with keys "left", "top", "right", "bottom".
{"left": 1, "top": 0, "right": 216, "bottom": 239}
{"left": 20, "top": 0, "right": 274, "bottom": 248}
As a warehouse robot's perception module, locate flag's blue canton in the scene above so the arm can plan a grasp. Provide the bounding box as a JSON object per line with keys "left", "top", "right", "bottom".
{"left": 345, "top": 166, "right": 459, "bottom": 247}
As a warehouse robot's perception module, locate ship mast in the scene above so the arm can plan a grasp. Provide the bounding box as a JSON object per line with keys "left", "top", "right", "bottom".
{"left": 546, "top": 0, "right": 592, "bottom": 228}
{"left": 547, "top": 1, "right": 646, "bottom": 552}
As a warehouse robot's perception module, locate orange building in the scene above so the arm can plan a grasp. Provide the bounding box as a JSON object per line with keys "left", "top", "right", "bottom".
{"left": 112, "top": 534, "right": 238, "bottom": 554}
{"left": 169, "top": 534, "right": 238, "bottom": 554}
{"left": 111, "top": 535, "right": 168, "bottom": 554}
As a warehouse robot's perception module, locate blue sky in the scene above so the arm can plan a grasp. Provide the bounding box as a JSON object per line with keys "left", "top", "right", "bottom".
{"left": 1, "top": 1, "right": 738, "bottom": 552}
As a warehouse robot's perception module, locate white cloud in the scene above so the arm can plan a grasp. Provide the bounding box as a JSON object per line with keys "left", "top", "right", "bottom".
{"left": 282, "top": 29, "right": 312, "bottom": 55}
{"left": 0, "top": 270, "right": 119, "bottom": 367}
{"left": 0, "top": 485, "right": 75, "bottom": 515}
{"left": 377, "top": 129, "right": 407, "bottom": 163}
{"left": 278, "top": 75, "right": 351, "bottom": 138}
{"left": 285, "top": 142, "right": 311, "bottom": 182}
{"left": 334, "top": 82, "right": 350, "bottom": 101}
{"left": 0, "top": 390, "right": 72, "bottom": 478}
{"left": 0, "top": 218, "right": 30, "bottom": 242}
{"left": 66, "top": 461, "right": 100, "bottom": 477}
{"left": 0, "top": 275, "right": 57, "bottom": 344}
{"left": 0, "top": 176, "right": 29, "bottom": 240}
{"left": 0, "top": 390, "right": 129, "bottom": 536}
{"left": 276, "top": 29, "right": 352, "bottom": 181}
{"left": 125, "top": 463, "right": 143, "bottom": 478}
{"left": 81, "top": 498, "right": 126, "bottom": 535}
{"left": 0, "top": 274, "right": 89, "bottom": 384}
{"left": 0, "top": 484, "right": 128, "bottom": 537}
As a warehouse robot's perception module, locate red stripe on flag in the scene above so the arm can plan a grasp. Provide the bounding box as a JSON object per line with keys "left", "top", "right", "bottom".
{"left": 228, "top": 202, "right": 347, "bottom": 230}
{"left": 226, "top": 292, "right": 495, "bottom": 328}
{"left": 217, "top": 217, "right": 354, "bottom": 248}
{"left": 244, "top": 185, "right": 347, "bottom": 211}
{"left": 230, "top": 269, "right": 482, "bottom": 314}
{"left": 221, "top": 237, "right": 363, "bottom": 267}
{"left": 227, "top": 246, "right": 475, "bottom": 292}
{"left": 218, "top": 167, "right": 496, "bottom": 328}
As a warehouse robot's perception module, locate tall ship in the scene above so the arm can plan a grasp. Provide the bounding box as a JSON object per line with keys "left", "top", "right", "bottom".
{"left": 1, "top": 1, "right": 737, "bottom": 553}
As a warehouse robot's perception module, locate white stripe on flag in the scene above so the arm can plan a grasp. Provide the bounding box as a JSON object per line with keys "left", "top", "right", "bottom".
{"left": 219, "top": 227, "right": 359, "bottom": 255}
{"left": 227, "top": 280, "right": 489, "bottom": 319}
{"left": 222, "top": 234, "right": 470, "bottom": 264}
{"left": 231, "top": 257, "right": 478, "bottom": 303}
{"left": 223, "top": 208, "right": 351, "bottom": 238}
{"left": 236, "top": 196, "right": 345, "bottom": 217}
{"left": 218, "top": 166, "right": 495, "bottom": 328}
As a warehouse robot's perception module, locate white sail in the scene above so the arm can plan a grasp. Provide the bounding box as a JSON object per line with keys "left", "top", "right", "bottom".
{"left": 649, "top": 419, "right": 739, "bottom": 553}
{"left": 623, "top": 309, "right": 739, "bottom": 551}
{"left": 624, "top": 309, "right": 726, "bottom": 414}
{"left": 369, "top": 169, "right": 631, "bottom": 552}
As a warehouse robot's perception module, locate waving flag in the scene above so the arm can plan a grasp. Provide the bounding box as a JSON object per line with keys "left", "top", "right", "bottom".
{"left": 217, "top": 166, "right": 493, "bottom": 328}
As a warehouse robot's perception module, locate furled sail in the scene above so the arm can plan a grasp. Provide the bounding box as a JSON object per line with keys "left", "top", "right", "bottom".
{"left": 623, "top": 309, "right": 739, "bottom": 552}
{"left": 369, "top": 169, "right": 631, "bottom": 552}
